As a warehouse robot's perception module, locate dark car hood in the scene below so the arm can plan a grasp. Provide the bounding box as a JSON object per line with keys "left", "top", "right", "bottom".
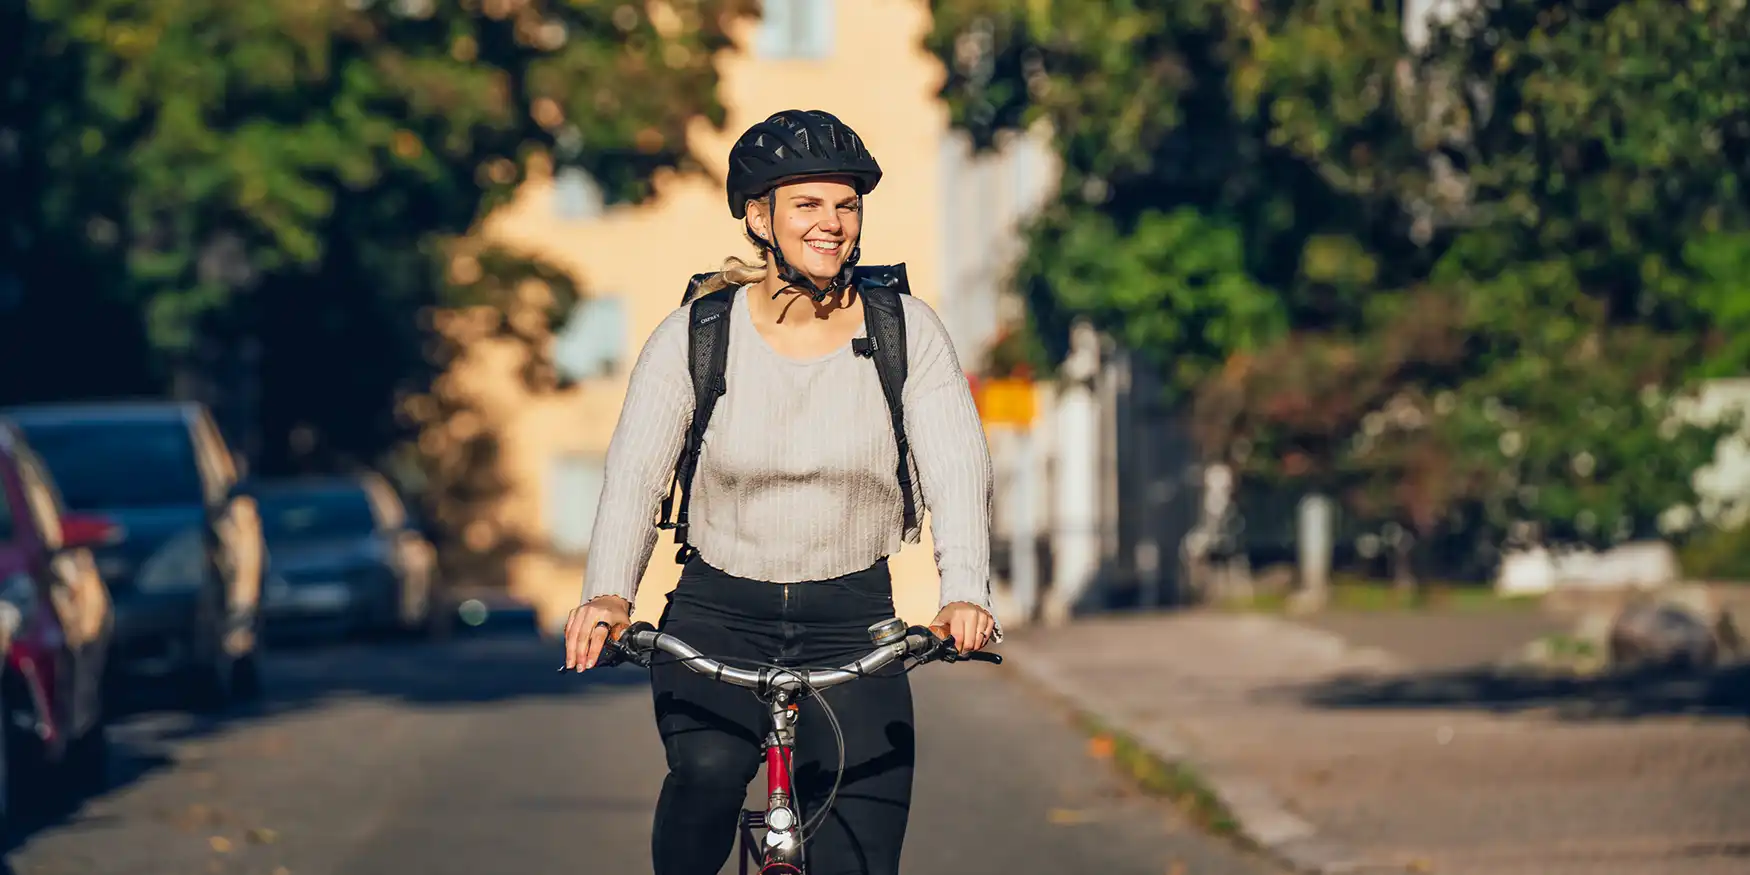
{"left": 267, "top": 536, "right": 383, "bottom": 577}
{"left": 98, "top": 505, "right": 207, "bottom": 562}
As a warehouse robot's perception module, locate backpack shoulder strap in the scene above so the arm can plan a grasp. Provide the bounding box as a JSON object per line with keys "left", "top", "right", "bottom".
{"left": 852, "top": 263, "right": 911, "bottom": 297}
{"left": 681, "top": 270, "right": 717, "bottom": 306}
{"left": 656, "top": 287, "right": 735, "bottom": 563}
{"left": 857, "top": 277, "right": 920, "bottom": 536}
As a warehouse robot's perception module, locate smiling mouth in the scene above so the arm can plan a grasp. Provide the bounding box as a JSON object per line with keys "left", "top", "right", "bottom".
{"left": 805, "top": 239, "right": 843, "bottom": 254}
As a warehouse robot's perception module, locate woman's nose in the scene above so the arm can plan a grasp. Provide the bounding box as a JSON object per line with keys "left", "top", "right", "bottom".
{"left": 817, "top": 212, "right": 842, "bottom": 232}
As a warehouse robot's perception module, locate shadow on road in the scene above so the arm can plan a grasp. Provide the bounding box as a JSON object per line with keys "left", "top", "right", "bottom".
{"left": 1280, "top": 662, "right": 1750, "bottom": 721}
{"left": 2, "top": 618, "right": 649, "bottom": 857}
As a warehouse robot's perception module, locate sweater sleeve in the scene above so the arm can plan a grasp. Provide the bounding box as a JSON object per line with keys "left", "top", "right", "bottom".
{"left": 900, "top": 297, "right": 1002, "bottom": 642}
{"left": 578, "top": 307, "right": 694, "bottom": 609}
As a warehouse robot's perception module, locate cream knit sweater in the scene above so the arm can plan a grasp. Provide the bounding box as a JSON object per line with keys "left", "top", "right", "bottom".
{"left": 579, "top": 285, "right": 999, "bottom": 636}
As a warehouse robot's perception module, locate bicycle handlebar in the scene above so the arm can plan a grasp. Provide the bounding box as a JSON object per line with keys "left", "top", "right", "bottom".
{"left": 583, "top": 620, "right": 1000, "bottom": 694}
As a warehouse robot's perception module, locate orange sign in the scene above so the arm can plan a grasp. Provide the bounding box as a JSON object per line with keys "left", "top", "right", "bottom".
{"left": 977, "top": 377, "right": 1036, "bottom": 427}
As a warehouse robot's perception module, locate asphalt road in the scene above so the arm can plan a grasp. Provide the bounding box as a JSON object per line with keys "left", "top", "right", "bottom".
{"left": 6, "top": 630, "right": 1279, "bottom": 875}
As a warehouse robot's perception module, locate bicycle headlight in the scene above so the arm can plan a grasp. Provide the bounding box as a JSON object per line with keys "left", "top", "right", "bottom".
{"left": 135, "top": 526, "right": 208, "bottom": 593}
{"left": 766, "top": 806, "right": 796, "bottom": 832}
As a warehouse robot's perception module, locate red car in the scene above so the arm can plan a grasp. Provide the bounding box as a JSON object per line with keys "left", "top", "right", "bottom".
{"left": 0, "top": 420, "right": 116, "bottom": 828}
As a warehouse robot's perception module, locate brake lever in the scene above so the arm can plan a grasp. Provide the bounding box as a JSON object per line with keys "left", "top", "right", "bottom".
{"left": 556, "top": 641, "right": 629, "bottom": 672}
{"left": 925, "top": 631, "right": 1003, "bottom": 665}
{"left": 596, "top": 640, "right": 632, "bottom": 669}
{"left": 556, "top": 623, "right": 645, "bottom": 672}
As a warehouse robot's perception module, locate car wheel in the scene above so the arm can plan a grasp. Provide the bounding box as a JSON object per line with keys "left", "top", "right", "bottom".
{"left": 230, "top": 646, "right": 263, "bottom": 704}
{"left": 0, "top": 678, "right": 9, "bottom": 844}
{"left": 2, "top": 676, "right": 52, "bottom": 821}
{"left": 182, "top": 653, "right": 231, "bottom": 713}
{"left": 183, "top": 597, "right": 235, "bottom": 713}
{"left": 64, "top": 715, "right": 108, "bottom": 796}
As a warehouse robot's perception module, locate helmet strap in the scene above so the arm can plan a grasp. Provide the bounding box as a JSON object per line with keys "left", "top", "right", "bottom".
{"left": 747, "top": 193, "right": 863, "bottom": 303}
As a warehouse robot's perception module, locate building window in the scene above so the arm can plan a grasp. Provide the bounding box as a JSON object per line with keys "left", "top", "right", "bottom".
{"left": 548, "top": 453, "right": 607, "bottom": 557}
{"left": 755, "top": 0, "right": 835, "bottom": 60}
{"left": 553, "top": 166, "right": 604, "bottom": 221}
{"left": 553, "top": 295, "right": 628, "bottom": 383}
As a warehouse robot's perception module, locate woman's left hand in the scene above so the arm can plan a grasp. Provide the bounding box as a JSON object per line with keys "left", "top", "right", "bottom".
{"left": 930, "top": 601, "right": 996, "bottom": 654}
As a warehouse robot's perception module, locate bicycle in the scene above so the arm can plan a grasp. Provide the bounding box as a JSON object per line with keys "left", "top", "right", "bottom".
{"left": 572, "top": 616, "right": 1001, "bottom": 875}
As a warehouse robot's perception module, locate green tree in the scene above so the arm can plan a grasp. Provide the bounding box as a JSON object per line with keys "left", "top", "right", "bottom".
{"left": 927, "top": 0, "right": 1750, "bottom": 582}
{"left": 4, "top": 0, "right": 756, "bottom": 575}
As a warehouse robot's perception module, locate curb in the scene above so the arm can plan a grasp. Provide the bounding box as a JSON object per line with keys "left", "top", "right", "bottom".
{"left": 1000, "top": 639, "right": 1374, "bottom": 875}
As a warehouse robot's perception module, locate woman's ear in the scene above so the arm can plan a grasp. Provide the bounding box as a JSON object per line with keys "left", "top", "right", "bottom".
{"left": 745, "top": 199, "right": 772, "bottom": 247}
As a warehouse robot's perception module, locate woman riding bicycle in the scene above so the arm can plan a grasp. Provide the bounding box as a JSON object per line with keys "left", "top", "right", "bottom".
{"left": 562, "top": 109, "right": 1000, "bottom": 875}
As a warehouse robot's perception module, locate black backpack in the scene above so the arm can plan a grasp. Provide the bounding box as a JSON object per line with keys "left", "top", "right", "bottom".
{"left": 655, "top": 265, "right": 919, "bottom": 564}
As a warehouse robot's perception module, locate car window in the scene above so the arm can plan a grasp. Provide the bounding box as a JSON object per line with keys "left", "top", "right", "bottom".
{"left": 362, "top": 479, "right": 406, "bottom": 530}
{"left": 15, "top": 452, "right": 63, "bottom": 550}
{"left": 0, "top": 470, "right": 15, "bottom": 543}
{"left": 191, "top": 410, "right": 235, "bottom": 504}
{"left": 17, "top": 419, "right": 206, "bottom": 510}
{"left": 257, "top": 488, "right": 379, "bottom": 543}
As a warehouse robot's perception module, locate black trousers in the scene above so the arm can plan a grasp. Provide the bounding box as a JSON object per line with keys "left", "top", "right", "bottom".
{"left": 650, "top": 557, "right": 915, "bottom": 875}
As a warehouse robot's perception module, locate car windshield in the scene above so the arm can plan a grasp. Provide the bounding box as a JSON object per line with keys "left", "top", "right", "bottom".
{"left": 257, "top": 488, "right": 378, "bottom": 543}
{"left": 18, "top": 419, "right": 205, "bottom": 510}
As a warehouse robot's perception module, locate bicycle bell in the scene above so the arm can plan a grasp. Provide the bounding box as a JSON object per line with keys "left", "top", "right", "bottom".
{"left": 867, "top": 617, "right": 907, "bottom": 646}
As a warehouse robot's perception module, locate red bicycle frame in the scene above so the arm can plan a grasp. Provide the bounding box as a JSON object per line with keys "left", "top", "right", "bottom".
{"left": 740, "top": 690, "right": 805, "bottom": 875}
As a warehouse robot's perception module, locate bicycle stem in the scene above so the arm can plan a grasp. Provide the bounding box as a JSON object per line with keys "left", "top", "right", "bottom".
{"left": 761, "top": 689, "right": 804, "bottom": 871}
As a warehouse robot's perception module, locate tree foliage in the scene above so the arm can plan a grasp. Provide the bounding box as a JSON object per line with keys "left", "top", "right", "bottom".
{"left": 927, "top": 0, "right": 1750, "bottom": 565}
{"left": 3, "top": 0, "right": 755, "bottom": 563}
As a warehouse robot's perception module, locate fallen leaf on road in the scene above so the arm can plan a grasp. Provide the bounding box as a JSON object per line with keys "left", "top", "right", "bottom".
{"left": 1087, "top": 735, "right": 1116, "bottom": 759}
{"left": 1406, "top": 858, "right": 1435, "bottom": 873}
{"left": 209, "top": 836, "right": 233, "bottom": 853}
{"left": 249, "top": 732, "right": 291, "bottom": 757}
{"left": 273, "top": 868, "right": 291, "bottom": 875}
{"left": 1167, "top": 862, "right": 1186, "bottom": 875}
{"left": 247, "top": 827, "right": 279, "bottom": 845}
{"left": 1047, "top": 807, "right": 1095, "bottom": 825}
{"left": 170, "top": 803, "right": 225, "bottom": 831}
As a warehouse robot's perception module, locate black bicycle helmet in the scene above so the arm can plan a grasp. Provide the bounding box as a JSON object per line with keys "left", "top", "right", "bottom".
{"left": 726, "top": 109, "right": 882, "bottom": 219}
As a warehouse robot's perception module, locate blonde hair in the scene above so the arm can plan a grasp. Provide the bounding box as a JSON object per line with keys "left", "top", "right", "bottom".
{"left": 689, "top": 195, "right": 775, "bottom": 300}
{"left": 691, "top": 253, "right": 769, "bottom": 300}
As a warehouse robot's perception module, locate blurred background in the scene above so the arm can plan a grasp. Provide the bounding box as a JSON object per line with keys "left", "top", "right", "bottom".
{"left": 2, "top": 1, "right": 1748, "bottom": 873}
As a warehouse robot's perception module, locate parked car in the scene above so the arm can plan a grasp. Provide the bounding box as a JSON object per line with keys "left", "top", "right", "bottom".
{"left": 0, "top": 421, "right": 116, "bottom": 826}
{"left": 3, "top": 402, "right": 264, "bottom": 710}
{"left": 254, "top": 473, "right": 441, "bottom": 640}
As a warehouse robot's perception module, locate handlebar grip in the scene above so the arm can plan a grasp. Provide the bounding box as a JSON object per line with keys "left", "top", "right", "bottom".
{"left": 609, "top": 620, "right": 655, "bottom": 642}
{"left": 919, "top": 623, "right": 1001, "bottom": 665}
{"left": 594, "top": 621, "right": 655, "bottom": 669}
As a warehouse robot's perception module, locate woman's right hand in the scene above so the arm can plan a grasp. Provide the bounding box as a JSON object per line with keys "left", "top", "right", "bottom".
{"left": 564, "top": 595, "right": 632, "bottom": 671}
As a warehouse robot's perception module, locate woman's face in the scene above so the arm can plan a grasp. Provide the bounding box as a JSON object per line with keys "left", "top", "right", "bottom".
{"left": 749, "top": 177, "right": 862, "bottom": 287}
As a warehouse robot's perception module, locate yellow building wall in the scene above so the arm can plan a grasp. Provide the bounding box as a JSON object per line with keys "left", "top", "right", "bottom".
{"left": 474, "top": 0, "right": 953, "bottom": 631}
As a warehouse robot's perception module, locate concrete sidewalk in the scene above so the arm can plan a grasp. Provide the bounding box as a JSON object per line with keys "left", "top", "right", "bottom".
{"left": 1000, "top": 611, "right": 1750, "bottom": 875}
